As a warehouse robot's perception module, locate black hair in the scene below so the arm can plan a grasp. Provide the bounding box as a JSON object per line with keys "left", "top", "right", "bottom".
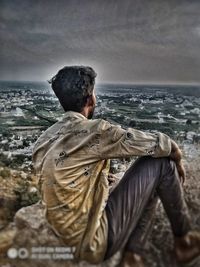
{"left": 49, "top": 66, "right": 97, "bottom": 112}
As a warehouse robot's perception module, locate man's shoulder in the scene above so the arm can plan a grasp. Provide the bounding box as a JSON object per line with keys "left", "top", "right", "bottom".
{"left": 32, "top": 120, "right": 61, "bottom": 152}
{"left": 88, "top": 118, "right": 123, "bottom": 134}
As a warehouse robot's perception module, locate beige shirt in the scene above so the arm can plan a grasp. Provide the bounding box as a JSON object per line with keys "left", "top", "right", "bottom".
{"left": 32, "top": 111, "right": 171, "bottom": 264}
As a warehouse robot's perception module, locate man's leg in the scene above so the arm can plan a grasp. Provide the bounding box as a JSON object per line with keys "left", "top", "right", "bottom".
{"left": 124, "top": 195, "right": 159, "bottom": 255}
{"left": 103, "top": 156, "right": 191, "bottom": 260}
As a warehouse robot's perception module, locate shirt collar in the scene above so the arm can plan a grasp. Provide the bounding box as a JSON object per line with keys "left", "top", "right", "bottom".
{"left": 62, "top": 111, "right": 87, "bottom": 121}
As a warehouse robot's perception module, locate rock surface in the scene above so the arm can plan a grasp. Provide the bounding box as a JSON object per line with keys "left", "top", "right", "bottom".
{"left": 0, "top": 202, "right": 121, "bottom": 267}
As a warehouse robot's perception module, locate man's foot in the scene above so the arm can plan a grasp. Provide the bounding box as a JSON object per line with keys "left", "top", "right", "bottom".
{"left": 174, "top": 231, "right": 200, "bottom": 266}
{"left": 119, "top": 252, "right": 145, "bottom": 267}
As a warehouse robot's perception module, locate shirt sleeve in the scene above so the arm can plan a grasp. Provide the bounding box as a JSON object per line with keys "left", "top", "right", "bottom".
{"left": 98, "top": 120, "right": 172, "bottom": 159}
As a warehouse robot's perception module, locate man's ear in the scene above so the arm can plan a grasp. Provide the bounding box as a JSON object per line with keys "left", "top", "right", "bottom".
{"left": 87, "top": 95, "right": 94, "bottom": 107}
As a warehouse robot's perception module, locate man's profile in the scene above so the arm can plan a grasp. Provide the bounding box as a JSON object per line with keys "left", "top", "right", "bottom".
{"left": 32, "top": 66, "right": 200, "bottom": 267}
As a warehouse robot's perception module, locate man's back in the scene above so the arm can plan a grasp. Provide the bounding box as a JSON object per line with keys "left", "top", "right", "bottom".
{"left": 32, "top": 111, "right": 110, "bottom": 263}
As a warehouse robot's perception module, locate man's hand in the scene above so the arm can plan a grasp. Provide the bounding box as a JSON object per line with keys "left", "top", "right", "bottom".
{"left": 108, "top": 173, "right": 121, "bottom": 193}
{"left": 170, "top": 140, "right": 182, "bottom": 162}
{"left": 108, "top": 173, "right": 118, "bottom": 186}
{"left": 176, "top": 161, "right": 186, "bottom": 184}
{"left": 169, "top": 140, "right": 186, "bottom": 184}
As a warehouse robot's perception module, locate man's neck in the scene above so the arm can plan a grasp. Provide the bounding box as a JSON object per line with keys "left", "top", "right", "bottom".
{"left": 80, "top": 108, "right": 89, "bottom": 119}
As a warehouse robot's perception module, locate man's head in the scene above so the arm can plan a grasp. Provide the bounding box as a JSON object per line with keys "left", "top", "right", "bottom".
{"left": 49, "top": 66, "right": 97, "bottom": 119}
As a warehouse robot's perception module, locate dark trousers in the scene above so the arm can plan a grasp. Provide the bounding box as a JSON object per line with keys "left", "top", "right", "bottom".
{"left": 104, "top": 156, "right": 191, "bottom": 260}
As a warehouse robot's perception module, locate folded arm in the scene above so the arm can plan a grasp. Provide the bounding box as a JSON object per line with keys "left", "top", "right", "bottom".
{"left": 98, "top": 119, "right": 185, "bottom": 183}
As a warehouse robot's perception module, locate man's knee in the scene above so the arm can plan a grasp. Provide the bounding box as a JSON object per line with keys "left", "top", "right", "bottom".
{"left": 130, "top": 156, "right": 177, "bottom": 178}
{"left": 132, "top": 155, "right": 170, "bottom": 168}
{"left": 155, "top": 157, "right": 180, "bottom": 188}
{"left": 160, "top": 157, "right": 177, "bottom": 175}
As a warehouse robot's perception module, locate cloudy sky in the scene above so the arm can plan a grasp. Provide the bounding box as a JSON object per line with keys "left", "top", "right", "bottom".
{"left": 0, "top": 0, "right": 200, "bottom": 84}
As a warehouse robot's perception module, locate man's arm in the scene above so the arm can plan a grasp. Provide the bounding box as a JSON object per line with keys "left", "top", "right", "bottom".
{"left": 98, "top": 119, "right": 185, "bottom": 182}
{"left": 98, "top": 119, "right": 171, "bottom": 158}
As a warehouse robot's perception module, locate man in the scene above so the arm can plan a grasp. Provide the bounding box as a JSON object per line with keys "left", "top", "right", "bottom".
{"left": 32, "top": 66, "right": 200, "bottom": 267}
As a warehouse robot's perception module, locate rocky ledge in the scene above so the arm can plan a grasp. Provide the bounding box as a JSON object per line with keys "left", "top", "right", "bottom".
{"left": 0, "top": 202, "right": 121, "bottom": 267}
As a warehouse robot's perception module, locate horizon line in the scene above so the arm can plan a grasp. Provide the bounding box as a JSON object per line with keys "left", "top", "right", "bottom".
{"left": 0, "top": 79, "right": 200, "bottom": 87}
